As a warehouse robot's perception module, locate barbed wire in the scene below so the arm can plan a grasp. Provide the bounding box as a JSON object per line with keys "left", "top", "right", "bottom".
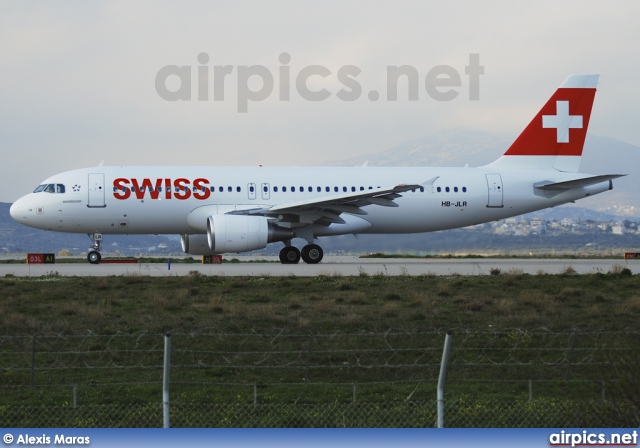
{"left": 1, "top": 330, "right": 637, "bottom": 374}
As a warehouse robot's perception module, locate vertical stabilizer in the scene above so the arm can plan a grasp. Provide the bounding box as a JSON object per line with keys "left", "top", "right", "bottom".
{"left": 485, "top": 74, "right": 598, "bottom": 172}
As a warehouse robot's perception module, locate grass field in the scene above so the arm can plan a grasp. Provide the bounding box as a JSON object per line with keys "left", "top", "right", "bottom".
{"left": 2, "top": 267, "right": 639, "bottom": 335}
{"left": 1, "top": 268, "right": 639, "bottom": 426}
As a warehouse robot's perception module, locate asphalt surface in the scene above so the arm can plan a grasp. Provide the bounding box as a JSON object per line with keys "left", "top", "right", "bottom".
{"left": 0, "top": 256, "right": 636, "bottom": 277}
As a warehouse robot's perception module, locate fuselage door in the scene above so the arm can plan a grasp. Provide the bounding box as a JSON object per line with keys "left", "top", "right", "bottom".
{"left": 88, "top": 173, "right": 106, "bottom": 208}
{"left": 485, "top": 174, "right": 503, "bottom": 208}
{"left": 248, "top": 183, "right": 257, "bottom": 200}
{"left": 261, "top": 183, "right": 270, "bottom": 200}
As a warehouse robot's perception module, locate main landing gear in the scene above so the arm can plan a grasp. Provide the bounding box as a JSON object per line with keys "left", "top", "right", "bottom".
{"left": 279, "top": 244, "right": 324, "bottom": 264}
{"left": 87, "top": 233, "right": 103, "bottom": 264}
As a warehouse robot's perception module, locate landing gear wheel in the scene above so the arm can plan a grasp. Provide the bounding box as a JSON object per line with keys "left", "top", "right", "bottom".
{"left": 301, "top": 244, "right": 323, "bottom": 264}
{"left": 87, "top": 251, "right": 102, "bottom": 264}
{"left": 87, "top": 233, "right": 103, "bottom": 265}
{"left": 279, "top": 246, "right": 301, "bottom": 264}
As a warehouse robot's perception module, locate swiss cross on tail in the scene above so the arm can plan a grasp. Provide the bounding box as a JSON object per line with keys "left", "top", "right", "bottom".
{"left": 504, "top": 74, "right": 598, "bottom": 158}
{"left": 543, "top": 100, "right": 583, "bottom": 143}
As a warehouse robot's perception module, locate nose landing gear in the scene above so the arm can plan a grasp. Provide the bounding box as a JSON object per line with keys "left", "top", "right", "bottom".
{"left": 87, "top": 233, "right": 103, "bottom": 264}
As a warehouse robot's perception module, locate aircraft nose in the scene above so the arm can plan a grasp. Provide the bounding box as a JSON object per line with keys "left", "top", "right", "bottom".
{"left": 10, "top": 198, "right": 28, "bottom": 224}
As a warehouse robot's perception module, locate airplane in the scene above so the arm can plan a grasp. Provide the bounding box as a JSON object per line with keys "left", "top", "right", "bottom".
{"left": 10, "top": 74, "right": 625, "bottom": 265}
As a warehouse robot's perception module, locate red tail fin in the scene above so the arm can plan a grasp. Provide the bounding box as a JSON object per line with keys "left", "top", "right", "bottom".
{"left": 488, "top": 74, "right": 598, "bottom": 172}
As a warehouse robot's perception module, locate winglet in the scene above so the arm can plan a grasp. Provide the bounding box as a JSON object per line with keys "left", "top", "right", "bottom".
{"left": 420, "top": 176, "right": 440, "bottom": 193}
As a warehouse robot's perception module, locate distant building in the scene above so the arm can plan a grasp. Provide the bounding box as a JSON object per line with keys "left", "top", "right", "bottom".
{"left": 612, "top": 224, "right": 624, "bottom": 235}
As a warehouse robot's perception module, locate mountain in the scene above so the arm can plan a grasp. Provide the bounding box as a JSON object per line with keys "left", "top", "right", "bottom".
{"left": 323, "top": 128, "right": 510, "bottom": 168}
{"left": 323, "top": 129, "right": 639, "bottom": 218}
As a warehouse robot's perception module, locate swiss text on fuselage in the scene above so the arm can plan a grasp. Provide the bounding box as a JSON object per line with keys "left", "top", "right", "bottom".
{"left": 113, "top": 178, "right": 211, "bottom": 200}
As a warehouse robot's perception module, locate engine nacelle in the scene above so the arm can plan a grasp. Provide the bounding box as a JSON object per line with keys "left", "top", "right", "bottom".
{"left": 181, "top": 234, "right": 214, "bottom": 255}
{"left": 207, "top": 215, "right": 293, "bottom": 253}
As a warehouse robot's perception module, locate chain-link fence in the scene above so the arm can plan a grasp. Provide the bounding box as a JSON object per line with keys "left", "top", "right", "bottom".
{"left": 1, "top": 399, "right": 633, "bottom": 428}
{"left": 1, "top": 331, "right": 639, "bottom": 427}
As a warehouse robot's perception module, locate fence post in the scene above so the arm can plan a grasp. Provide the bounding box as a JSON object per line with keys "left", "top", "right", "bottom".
{"left": 31, "top": 334, "right": 37, "bottom": 387}
{"left": 254, "top": 382, "right": 257, "bottom": 406}
{"left": 163, "top": 333, "right": 171, "bottom": 429}
{"left": 601, "top": 381, "right": 606, "bottom": 401}
{"left": 529, "top": 380, "right": 533, "bottom": 401}
{"left": 352, "top": 383, "right": 356, "bottom": 404}
{"left": 437, "top": 331, "right": 453, "bottom": 429}
{"left": 73, "top": 384, "right": 77, "bottom": 408}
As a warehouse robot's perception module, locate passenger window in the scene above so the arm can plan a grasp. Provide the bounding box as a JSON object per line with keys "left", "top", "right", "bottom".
{"left": 283, "top": 186, "right": 287, "bottom": 192}
{"left": 445, "top": 187, "right": 450, "bottom": 192}
{"left": 237, "top": 186, "right": 241, "bottom": 192}
{"left": 228, "top": 186, "right": 232, "bottom": 192}
{"left": 334, "top": 187, "right": 338, "bottom": 192}
{"left": 292, "top": 186, "right": 296, "bottom": 192}
{"left": 462, "top": 187, "right": 467, "bottom": 192}
{"left": 420, "top": 187, "right": 424, "bottom": 192}
{"left": 351, "top": 187, "right": 356, "bottom": 192}
{"left": 250, "top": 185, "right": 255, "bottom": 192}
{"left": 437, "top": 187, "right": 441, "bottom": 192}
{"left": 274, "top": 186, "right": 279, "bottom": 192}
{"left": 454, "top": 187, "right": 458, "bottom": 192}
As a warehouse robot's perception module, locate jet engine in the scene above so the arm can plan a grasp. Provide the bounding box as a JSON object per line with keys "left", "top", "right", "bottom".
{"left": 206, "top": 215, "right": 293, "bottom": 253}
{"left": 181, "top": 234, "right": 213, "bottom": 255}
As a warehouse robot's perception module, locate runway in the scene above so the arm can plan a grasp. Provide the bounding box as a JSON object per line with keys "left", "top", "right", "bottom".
{"left": 0, "top": 256, "right": 636, "bottom": 277}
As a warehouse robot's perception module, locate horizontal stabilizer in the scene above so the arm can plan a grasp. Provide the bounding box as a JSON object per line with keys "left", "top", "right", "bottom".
{"left": 534, "top": 174, "right": 625, "bottom": 191}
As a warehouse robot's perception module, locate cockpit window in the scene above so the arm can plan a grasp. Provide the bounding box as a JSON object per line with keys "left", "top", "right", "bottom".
{"left": 34, "top": 184, "right": 66, "bottom": 194}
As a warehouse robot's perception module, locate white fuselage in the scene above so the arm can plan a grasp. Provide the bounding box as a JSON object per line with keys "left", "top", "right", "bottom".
{"left": 10, "top": 165, "right": 610, "bottom": 238}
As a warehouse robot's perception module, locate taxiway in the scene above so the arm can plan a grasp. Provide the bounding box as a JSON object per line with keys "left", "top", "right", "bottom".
{"left": 0, "top": 256, "right": 635, "bottom": 277}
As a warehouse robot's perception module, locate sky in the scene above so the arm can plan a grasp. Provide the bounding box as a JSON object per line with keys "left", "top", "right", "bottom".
{"left": 1, "top": 0, "right": 639, "bottom": 203}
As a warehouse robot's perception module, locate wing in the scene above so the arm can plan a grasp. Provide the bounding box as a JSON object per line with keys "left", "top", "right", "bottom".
{"left": 230, "top": 178, "right": 438, "bottom": 226}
